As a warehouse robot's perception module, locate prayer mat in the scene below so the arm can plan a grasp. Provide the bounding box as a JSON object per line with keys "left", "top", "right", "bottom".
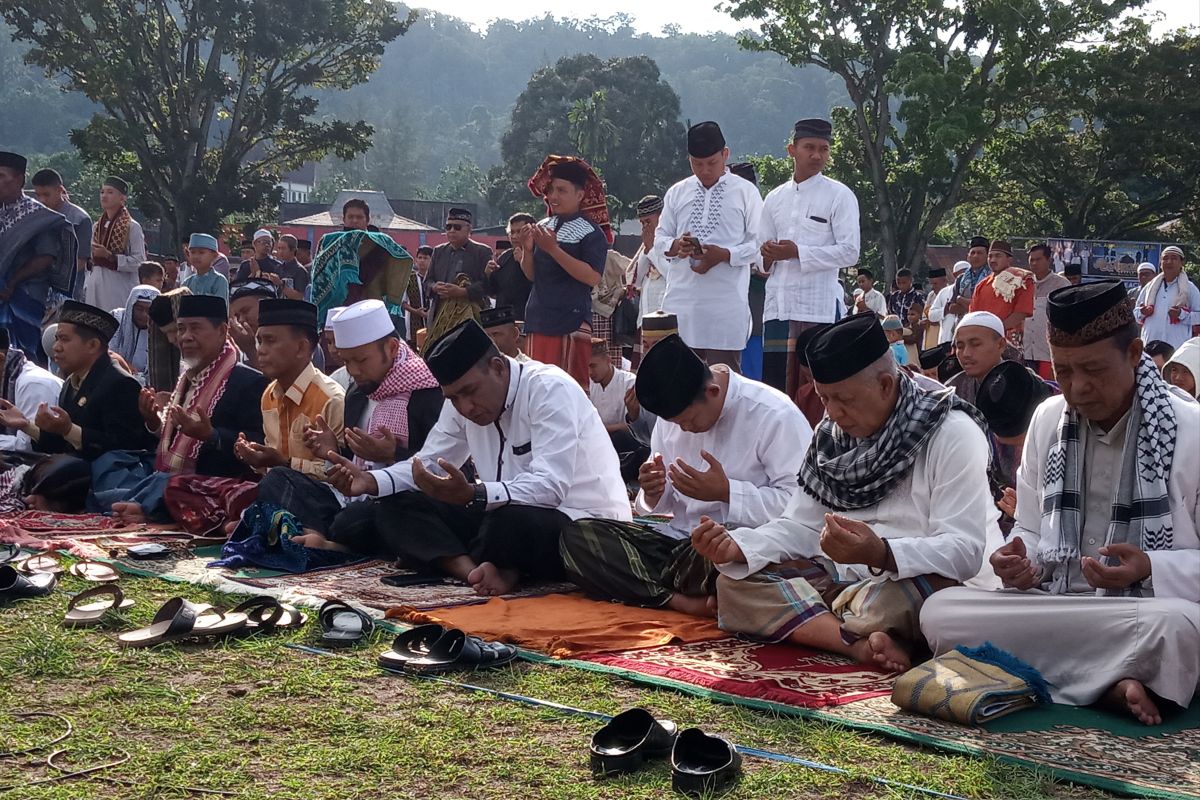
{"left": 389, "top": 592, "right": 726, "bottom": 658}
{"left": 4, "top": 510, "right": 123, "bottom": 533}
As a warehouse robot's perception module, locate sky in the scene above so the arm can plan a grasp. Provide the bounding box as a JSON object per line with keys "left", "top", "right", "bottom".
{"left": 411, "top": 0, "right": 1199, "bottom": 36}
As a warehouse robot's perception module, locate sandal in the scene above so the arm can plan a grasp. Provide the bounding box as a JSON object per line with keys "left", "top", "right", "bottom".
{"left": 118, "top": 597, "right": 248, "bottom": 648}
{"left": 0, "top": 563, "right": 57, "bottom": 601}
{"left": 15, "top": 551, "right": 64, "bottom": 576}
{"left": 69, "top": 560, "right": 121, "bottom": 583}
{"left": 63, "top": 584, "right": 135, "bottom": 627}
{"left": 318, "top": 599, "right": 374, "bottom": 647}
{"left": 402, "top": 629, "right": 517, "bottom": 674}
{"left": 233, "top": 595, "right": 308, "bottom": 633}
{"left": 377, "top": 624, "right": 446, "bottom": 670}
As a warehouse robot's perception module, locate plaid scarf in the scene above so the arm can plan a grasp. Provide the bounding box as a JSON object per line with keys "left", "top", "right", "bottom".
{"left": 155, "top": 340, "right": 238, "bottom": 473}
{"left": 527, "top": 155, "right": 614, "bottom": 245}
{"left": 800, "top": 371, "right": 987, "bottom": 511}
{"left": 92, "top": 206, "right": 132, "bottom": 269}
{"left": 358, "top": 341, "right": 439, "bottom": 466}
{"left": 2, "top": 347, "right": 27, "bottom": 436}
{"left": 1037, "top": 354, "right": 1176, "bottom": 596}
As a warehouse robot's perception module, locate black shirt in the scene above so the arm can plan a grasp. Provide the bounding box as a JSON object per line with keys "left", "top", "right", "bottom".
{"left": 278, "top": 258, "right": 311, "bottom": 296}
{"left": 524, "top": 214, "right": 607, "bottom": 336}
{"left": 486, "top": 249, "right": 533, "bottom": 318}
{"left": 235, "top": 255, "right": 283, "bottom": 282}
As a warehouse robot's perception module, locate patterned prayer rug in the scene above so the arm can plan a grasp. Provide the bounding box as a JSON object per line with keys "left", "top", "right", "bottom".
{"left": 4, "top": 510, "right": 123, "bottom": 533}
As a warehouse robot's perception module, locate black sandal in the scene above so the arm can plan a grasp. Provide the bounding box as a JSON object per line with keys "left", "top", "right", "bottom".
{"left": 377, "top": 624, "right": 446, "bottom": 669}
{"left": 118, "top": 598, "right": 248, "bottom": 648}
{"left": 403, "top": 629, "right": 517, "bottom": 674}
{"left": 318, "top": 599, "right": 374, "bottom": 646}
{"left": 0, "top": 563, "right": 57, "bottom": 601}
{"left": 233, "top": 595, "right": 308, "bottom": 633}
{"left": 0, "top": 543, "right": 19, "bottom": 565}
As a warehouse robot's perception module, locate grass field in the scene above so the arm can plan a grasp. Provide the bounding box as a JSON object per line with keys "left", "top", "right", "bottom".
{"left": 0, "top": 570, "right": 1111, "bottom": 799}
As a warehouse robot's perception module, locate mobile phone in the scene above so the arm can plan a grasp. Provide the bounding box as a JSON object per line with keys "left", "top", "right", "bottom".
{"left": 380, "top": 573, "right": 447, "bottom": 588}
{"left": 282, "top": 277, "right": 294, "bottom": 290}
{"left": 684, "top": 236, "right": 703, "bottom": 252}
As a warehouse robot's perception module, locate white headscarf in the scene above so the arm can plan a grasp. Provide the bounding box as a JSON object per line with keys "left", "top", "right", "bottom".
{"left": 110, "top": 284, "right": 160, "bottom": 379}
{"left": 1164, "top": 336, "right": 1200, "bottom": 399}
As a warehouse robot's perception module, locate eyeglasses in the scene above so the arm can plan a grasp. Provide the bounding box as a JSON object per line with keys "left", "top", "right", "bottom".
{"left": 445, "top": 223, "right": 466, "bottom": 232}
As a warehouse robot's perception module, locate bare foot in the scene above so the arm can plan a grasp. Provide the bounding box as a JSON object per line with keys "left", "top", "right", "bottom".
{"left": 111, "top": 502, "right": 145, "bottom": 525}
{"left": 466, "top": 562, "right": 519, "bottom": 597}
{"left": 850, "top": 631, "right": 910, "bottom": 673}
{"left": 666, "top": 593, "right": 717, "bottom": 618}
{"left": 1106, "top": 679, "right": 1162, "bottom": 726}
{"left": 291, "top": 531, "right": 349, "bottom": 552}
{"left": 224, "top": 520, "right": 239, "bottom": 535}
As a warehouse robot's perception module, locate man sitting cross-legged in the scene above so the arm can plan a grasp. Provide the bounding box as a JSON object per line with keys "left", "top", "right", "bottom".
{"left": 560, "top": 333, "right": 811, "bottom": 616}
{"left": 692, "top": 313, "right": 994, "bottom": 672}
{"left": 303, "top": 318, "right": 631, "bottom": 597}
{"left": 921, "top": 280, "right": 1200, "bottom": 726}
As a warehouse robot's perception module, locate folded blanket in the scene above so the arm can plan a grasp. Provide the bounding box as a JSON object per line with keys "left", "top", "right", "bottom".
{"left": 891, "top": 642, "right": 1051, "bottom": 725}
{"left": 209, "top": 502, "right": 356, "bottom": 573}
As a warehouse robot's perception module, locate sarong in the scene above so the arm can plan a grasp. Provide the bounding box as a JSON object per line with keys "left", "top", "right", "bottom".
{"left": 526, "top": 322, "right": 591, "bottom": 388}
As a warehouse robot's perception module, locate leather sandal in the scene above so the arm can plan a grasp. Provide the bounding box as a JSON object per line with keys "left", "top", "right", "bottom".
{"left": 0, "top": 563, "right": 57, "bottom": 601}
{"left": 233, "top": 595, "right": 307, "bottom": 633}
{"left": 670, "top": 728, "right": 742, "bottom": 798}
{"left": 590, "top": 708, "right": 679, "bottom": 777}
{"left": 377, "top": 624, "right": 446, "bottom": 669}
{"left": 118, "top": 597, "right": 248, "bottom": 648}
{"left": 402, "top": 629, "right": 517, "bottom": 674}
{"left": 69, "top": 560, "right": 121, "bottom": 583}
{"left": 317, "top": 599, "right": 374, "bottom": 646}
{"left": 15, "top": 551, "right": 64, "bottom": 576}
{"left": 63, "top": 584, "right": 135, "bottom": 627}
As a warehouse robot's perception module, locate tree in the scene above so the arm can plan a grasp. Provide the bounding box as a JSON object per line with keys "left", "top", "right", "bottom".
{"left": 1, "top": 0, "right": 410, "bottom": 245}
{"left": 488, "top": 54, "right": 686, "bottom": 222}
{"left": 727, "top": 0, "right": 1142, "bottom": 282}
{"left": 946, "top": 25, "right": 1200, "bottom": 242}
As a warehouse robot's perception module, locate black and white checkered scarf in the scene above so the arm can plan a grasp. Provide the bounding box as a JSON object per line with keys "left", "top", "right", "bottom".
{"left": 1038, "top": 353, "right": 1176, "bottom": 596}
{"left": 800, "top": 371, "right": 987, "bottom": 511}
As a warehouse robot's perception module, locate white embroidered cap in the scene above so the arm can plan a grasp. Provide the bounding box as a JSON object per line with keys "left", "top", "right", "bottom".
{"left": 956, "top": 311, "right": 1005, "bottom": 338}
{"left": 331, "top": 299, "right": 394, "bottom": 349}
{"left": 952, "top": 260, "right": 971, "bottom": 275}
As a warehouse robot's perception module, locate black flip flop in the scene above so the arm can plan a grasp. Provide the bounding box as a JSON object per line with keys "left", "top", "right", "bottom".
{"left": 590, "top": 708, "right": 679, "bottom": 777}
{"left": 377, "top": 624, "right": 446, "bottom": 669}
{"left": 0, "top": 563, "right": 57, "bottom": 601}
{"left": 233, "top": 595, "right": 308, "bottom": 633}
{"left": 318, "top": 599, "right": 374, "bottom": 646}
{"left": 670, "top": 728, "right": 742, "bottom": 798}
{"left": 403, "top": 629, "right": 517, "bottom": 674}
{"left": 63, "top": 584, "right": 135, "bottom": 627}
{"left": 118, "top": 598, "right": 248, "bottom": 648}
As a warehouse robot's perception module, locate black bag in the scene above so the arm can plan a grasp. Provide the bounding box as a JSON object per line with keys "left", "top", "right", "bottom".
{"left": 611, "top": 295, "right": 640, "bottom": 345}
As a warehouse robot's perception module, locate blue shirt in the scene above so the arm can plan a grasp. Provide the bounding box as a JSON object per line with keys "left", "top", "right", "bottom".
{"left": 523, "top": 214, "right": 608, "bottom": 336}
{"left": 183, "top": 269, "right": 230, "bottom": 303}
{"left": 890, "top": 340, "right": 909, "bottom": 366}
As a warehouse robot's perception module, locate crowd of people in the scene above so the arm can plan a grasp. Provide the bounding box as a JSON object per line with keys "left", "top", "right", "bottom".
{"left": 1, "top": 115, "right": 1198, "bottom": 731}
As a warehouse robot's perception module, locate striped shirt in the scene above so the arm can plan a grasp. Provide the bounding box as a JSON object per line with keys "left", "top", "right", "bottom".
{"left": 261, "top": 362, "right": 345, "bottom": 479}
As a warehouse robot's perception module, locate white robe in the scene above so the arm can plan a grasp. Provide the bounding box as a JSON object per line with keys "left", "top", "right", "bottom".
{"left": 0, "top": 359, "right": 63, "bottom": 452}
{"left": 654, "top": 172, "right": 764, "bottom": 351}
{"left": 758, "top": 173, "right": 860, "bottom": 324}
{"left": 921, "top": 391, "right": 1200, "bottom": 708}
{"left": 85, "top": 217, "right": 146, "bottom": 313}
{"left": 1135, "top": 277, "right": 1200, "bottom": 350}
{"left": 927, "top": 284, "right": 959, "bottom": 344}
{"left": 635, "top": 371, "right": 811, "bottom": 539}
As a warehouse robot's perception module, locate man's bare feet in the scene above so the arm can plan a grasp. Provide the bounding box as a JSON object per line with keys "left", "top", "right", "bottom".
{"left": 666, "top": 593, "right": 717, "bottom": 618}
{"left": 1106, "top": 678, "right": 1162, "bottom": 725}
{"left": 467, "top": 562, "right": 519, "bottom": 597}
{"left": 291, "top": 531, "right": 349, "bottom": 552}
{"left": 111, "top": 502, "right": 145, "bottom": 525}
{"left": 849, "top": 631, "right": 910, "bottom": 673}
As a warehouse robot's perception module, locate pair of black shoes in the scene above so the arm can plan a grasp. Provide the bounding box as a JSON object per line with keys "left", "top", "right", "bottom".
{"left": 590, "top": 707, "right": 742, "bottom": 797}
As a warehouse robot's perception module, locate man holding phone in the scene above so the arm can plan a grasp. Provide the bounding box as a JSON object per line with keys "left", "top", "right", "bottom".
{"left": 486, "top": 213, "right": 535, "bottom": 316}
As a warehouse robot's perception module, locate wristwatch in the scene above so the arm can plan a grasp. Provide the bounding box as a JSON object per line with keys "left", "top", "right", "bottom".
{"left": 465, "top": 483, "right": 488, "bottom": 512}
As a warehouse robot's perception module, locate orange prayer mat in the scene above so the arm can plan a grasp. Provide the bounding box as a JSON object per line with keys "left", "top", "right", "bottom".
{"left": 387, "top": 592, "right": 724, "bottom": 658}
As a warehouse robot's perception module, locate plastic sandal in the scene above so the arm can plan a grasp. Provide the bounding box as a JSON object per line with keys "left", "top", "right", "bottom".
{"left": 377, "top": 624, "right": 446, "bottom": 669}
{"left": 0, "top": 563, "right": 57, "bottom": 600}
{"left": 233, "top": 595, "right": 307, "bottom": 633}
{"left": 69, "top": 560, "right": 121, "bottom": 583}
{"left": 15, "top": 551, "right": 64, "bottom": 576}
{"left": 0, "top": 543, "right": 19, "bottom": 565}
{"left": 318, "top": 599, "right": 374, "bottom": 646}
{"left": 118, "top": 597, "right": 248, "bottom": 648}
{"left": 63, "top": 584, "right": 134, "bottom": 627}
{"left": 402, "top": 629, "right": 518, "bottom": 674}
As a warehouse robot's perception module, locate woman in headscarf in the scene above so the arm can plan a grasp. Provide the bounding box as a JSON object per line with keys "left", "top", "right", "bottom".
{"left": 109, "top": 284, "right": 160, "bottom": 382}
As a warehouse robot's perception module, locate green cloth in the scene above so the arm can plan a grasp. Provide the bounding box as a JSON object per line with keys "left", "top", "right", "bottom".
{"left": 311, "top": 230, "right": 413, "bottom": 324}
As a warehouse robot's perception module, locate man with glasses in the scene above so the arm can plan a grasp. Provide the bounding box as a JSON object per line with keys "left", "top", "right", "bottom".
{"left": 427, "top": 207, "right": 491, "bottom": 333}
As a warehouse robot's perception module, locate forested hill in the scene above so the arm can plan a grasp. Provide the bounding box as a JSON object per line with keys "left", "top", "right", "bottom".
{"left": 0, "top": 9, "right": 847, "bottom": 194}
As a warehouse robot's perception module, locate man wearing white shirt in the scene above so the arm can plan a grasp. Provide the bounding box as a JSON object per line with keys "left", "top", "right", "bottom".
{"left": 759, "top": 118, "right": 860, "bottom": 395}
{"left": 0, "top": 327, "right": 63, "bottom": 451}
{"left": 318, "top": 319, "right": 630, "bottom": 597}
{"left": 587, "top": 337, "right": 643, "bottom": 481}
{"left": 654, "top": 121, "right": 764, "bottom": 372}
{"left": 1135, "top": 245, "right": 1200, "bottom": 350}
{"left": 929, "top": 261, "right": 970, "bottom": 344}
{"left": 851, "top": 269, "right": 886, "bottom": 317}
{"left": 561, "top": 334, "right": 811, "bottom": 616}
{"left": 922, "top": 280, "right": 1200, "bottom": 726}
{"left": 690, "top": 313, "right": 992, "bottom": 672}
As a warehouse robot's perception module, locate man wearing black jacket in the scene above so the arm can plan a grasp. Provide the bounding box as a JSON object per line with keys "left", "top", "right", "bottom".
{"left": 427, "top": 208, "right": 492, "bottom": 328}
{"left": 485, "top": 213, "right": 535, "bottom": 316}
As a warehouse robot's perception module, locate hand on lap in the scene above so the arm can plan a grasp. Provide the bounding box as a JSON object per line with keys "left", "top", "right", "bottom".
{"left": 690, "top": 516, "right": 746, "bottom": 564}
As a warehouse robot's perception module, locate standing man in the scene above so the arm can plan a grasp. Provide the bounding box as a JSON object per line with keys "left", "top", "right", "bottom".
{"left": 627, "top": 195, "right": 667, "bottom": 369}
{"left": 919, "top": 267, "right": 949, "bottom": 348}
{"left": 485, "top": 213, "right": 535, "bottom": 315}
{"left": 426, "top": 208, "right": 491, "bottom": 338}
{"left": 929, "top": 261, "right": 970, "bottom": 344}
{"left": 1131, "top": 262, "right": 1156, "bottom": 304}
{"left": 655, "top": 121, "right": 763, "bottom": 372}
{"left": 296, "top": 239, "right": 313, "bottom": 269}
{"left": 404, "top": 245, "right": 433, "bottom": 347}
{"left": 0, "top": 152, "right": 79, "bottom": 359}
{"left": 968, "top": 239, "right": 1035, "bottom": 350}
{"left": 887, "top": 269, "right": 925, "bottom": 322}
{"left": 30, "top": 168, "right": 92, "bottom": 302}
{"left": 236, "top": 228, "right": 282, "bottom": 282}
{"left": 88, "top": 177, "right": 146, "bottom": 313}
{"left": 1136, "top": 246, "right": 1199, "bottom": 350}
{"left": 1024, "top": 242, "right": 1070, "bottom": 380}
{"left": 759, "top": 118, "right": 861, "bottom": 395}
{"left": 944, "top": 236, "right": 991, "bottom": 322}
{"left": 273, "top": 234, "right": 311, "bottom": 300}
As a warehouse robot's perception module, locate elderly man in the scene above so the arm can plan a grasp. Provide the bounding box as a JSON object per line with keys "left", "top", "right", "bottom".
{"left": 969, "top": 239, "right": 1035, "bottom": 351}
{"left": 946, "top": 311, "right": 1009, "bottom": 406}
{"left": 561, "top": 333, "right": 811, "bottom": 615}
{"left": 759, "top": 118, "right": 861, "bottom": 395}
{"left": 480, "top": 305, "right": 529, "bottom": 362}
{"left": 1024, "top": 243, "right": 1070, "bottom": 380}
{"left": 655, "top": 122, "right": 764, "bottom": 372}
{"left": 1135, "top": 246, "right": 1199, "bottom": 349}
{"left": 307, "top": 319, "right": 630, "bottom": 597}
{"left": 427, "top": 207, "right": 491, "bottom": 331}
{"left": 689, "top": 313, "right": 992, "bottom": 672}
{"left": 0, "top": 153, "right": 79, "bottom": 358}
{"left": 0, "top": 301, "right": 151, "bottom": 460}
{"left": 88, "top": 177, "right": 146, "bottom": 313}
{"left": 236, "top": 228, "right": 283, "bottom": 282}
{"left": 922, "top": 280, "right": 1200, "bottom": 726}
{"left": 0, "top": 326, "right": 62, "bottom": 452}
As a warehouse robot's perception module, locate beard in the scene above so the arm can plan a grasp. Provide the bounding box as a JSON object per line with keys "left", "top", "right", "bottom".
{"left": 181, "top": 356, "right": 203, "bottom": 373}
{"left": 356, "top": 380, "right": 381, "bottom": 394}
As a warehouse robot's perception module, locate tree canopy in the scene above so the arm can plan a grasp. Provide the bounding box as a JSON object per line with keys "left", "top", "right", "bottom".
{"left": 0, "top": 0, "right": 409, "bottom": 243}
